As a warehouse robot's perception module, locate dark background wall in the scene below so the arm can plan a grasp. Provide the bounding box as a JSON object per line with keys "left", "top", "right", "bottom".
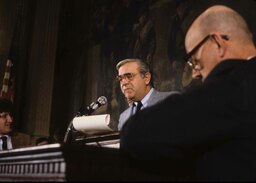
{"left": 0, "top": 0, "right": 255, "bottom": 142}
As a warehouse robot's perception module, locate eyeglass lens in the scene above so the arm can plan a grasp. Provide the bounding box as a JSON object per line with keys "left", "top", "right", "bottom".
{"left": 117, "top": 73, "right": 136, "bottom": 82}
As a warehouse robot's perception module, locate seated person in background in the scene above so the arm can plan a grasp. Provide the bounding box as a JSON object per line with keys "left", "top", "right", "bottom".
{"left": 120, "top": 5, "right": 256, "bottom": 181}
{"left": 51, "top": 127, "right": 65, "bottom": 144}
{"left": 36, "top": 136, "right": 51, "bottom": 146}
{"left": 0, "top": 98, "right": 31, "bottom": 150}
{"left": 116, "top": 58, "right": 179, "bottom": 131}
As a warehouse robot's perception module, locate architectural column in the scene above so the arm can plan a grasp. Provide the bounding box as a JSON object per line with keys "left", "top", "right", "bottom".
{"left": 23, "top": 0, "right": 61, "bottom": 137}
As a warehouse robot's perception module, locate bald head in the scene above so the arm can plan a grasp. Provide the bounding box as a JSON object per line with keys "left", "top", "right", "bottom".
{"left": 185, "top": 5, "right": 256, "bottom": 81}
{"left": 186, "top": 5, "right": 253, "bottom": 52}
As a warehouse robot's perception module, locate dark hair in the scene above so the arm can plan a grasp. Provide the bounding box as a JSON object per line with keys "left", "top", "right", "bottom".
{"left": 0, "top": 98, "right": 13, "bottom": 113}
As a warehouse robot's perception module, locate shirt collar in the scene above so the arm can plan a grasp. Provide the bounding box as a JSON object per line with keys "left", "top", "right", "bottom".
{"left": 0, "top": 134, "right": 10, "bottom": 138}
{"left": 134, "top": 88, "right": 154, "bottom": 108}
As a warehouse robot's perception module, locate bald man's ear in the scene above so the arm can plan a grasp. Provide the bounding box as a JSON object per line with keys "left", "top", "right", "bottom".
{"left": 211, "top": 33, "right": 228, "bottom": 58}
{"left": 144, "top": 72, "right": 151, "bottom": 85}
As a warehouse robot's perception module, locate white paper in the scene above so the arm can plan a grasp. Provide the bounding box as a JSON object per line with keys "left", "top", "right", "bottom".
{"left": 72, "top": 114, "right": 113, "bottom": 133}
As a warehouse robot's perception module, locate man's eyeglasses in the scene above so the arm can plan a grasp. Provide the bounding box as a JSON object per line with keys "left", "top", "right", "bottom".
{"left": 0, "top": 112, "right": 13, "bottom": 119}
{"left": 184, "top": 34, "right": 229, "bottom": 70}
{"left": 116, "top": 73, "right": 139, "bottom": 82}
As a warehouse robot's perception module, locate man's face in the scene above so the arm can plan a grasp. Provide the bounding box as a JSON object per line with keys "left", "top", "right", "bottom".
{"left": 118, "top": 62, "right": 150, "bottom": 101}
{"left": 0, "top": 112, "right": 13, "bottom": 134}
{"left": 185, "top": 34, "right": 221, "bottom": 82}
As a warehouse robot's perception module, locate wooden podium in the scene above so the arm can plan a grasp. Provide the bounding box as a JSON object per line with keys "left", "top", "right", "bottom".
{"left": 0, "top": 132, "right": 194, "bottom": 181}
{"left": 75, "top": 132, "right": 120, "bottom": 148}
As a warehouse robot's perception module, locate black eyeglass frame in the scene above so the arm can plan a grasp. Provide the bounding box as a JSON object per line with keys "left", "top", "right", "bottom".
{"left": 116, "top": 72, "right": 139, "bottom": 82}
{"left": 184, "top": 34, "right": 229, "bottom": 69}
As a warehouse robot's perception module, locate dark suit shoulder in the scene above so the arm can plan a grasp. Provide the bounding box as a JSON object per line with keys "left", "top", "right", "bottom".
{"left": 11, "top": 131, "right": 32, "bottom": 149}
{"left": 204, "top": 59, "right": 250, "bottom": 83}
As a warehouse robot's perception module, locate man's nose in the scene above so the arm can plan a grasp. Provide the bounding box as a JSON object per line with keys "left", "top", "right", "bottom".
{"left": 192, "top": 68, "right": 202, "bottom": 80}
{"left": 6, "top": 115, "right": 13, "bottom": 122}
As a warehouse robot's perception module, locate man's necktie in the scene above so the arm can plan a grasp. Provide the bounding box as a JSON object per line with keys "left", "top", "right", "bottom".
{"left": 135, "top": 101, "right": 143, "bottom": 114}
{"left": 1, "top": 136, "right": 8, "bottom": 150}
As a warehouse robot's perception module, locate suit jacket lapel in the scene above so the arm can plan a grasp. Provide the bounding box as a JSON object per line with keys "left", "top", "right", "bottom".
{"left": 146, "top": 89, "right": 157, "bottom": 107}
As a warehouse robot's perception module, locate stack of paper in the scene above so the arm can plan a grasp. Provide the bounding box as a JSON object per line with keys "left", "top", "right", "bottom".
{"left": 72, "top": 114, "right": 113, "bottom": 134}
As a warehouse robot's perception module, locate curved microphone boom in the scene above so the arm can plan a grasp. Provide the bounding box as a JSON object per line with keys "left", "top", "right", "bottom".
{"left": 77, "top": 96, "right": 108, "bottom": 116}
{"left": 64, "top": 96, "right": 108, "bottom": 143}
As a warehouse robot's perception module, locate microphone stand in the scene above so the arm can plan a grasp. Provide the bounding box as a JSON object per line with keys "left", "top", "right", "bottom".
{"left": 63, "top": 97, "right": 107, "bottom": 144}
{"left": 63, "top": 112, "right": 82, "bottom": 144}
{"left": 63, "top": 119, "right": 75, "bottom": 144}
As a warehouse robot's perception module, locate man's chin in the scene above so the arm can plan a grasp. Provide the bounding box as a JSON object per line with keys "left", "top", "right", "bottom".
{"left": 4, "top": 129, "right": 12, "bottom": 134}
{"left": 125, "top": 94, "right": 134, "bottom": 99}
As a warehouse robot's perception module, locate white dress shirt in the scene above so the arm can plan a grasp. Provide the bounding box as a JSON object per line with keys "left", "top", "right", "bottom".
{"left": 132, "top": 88, "right": 154, "bottom": 114}
{"left": 0, "top": 135, "right": 13, "bottom": 150}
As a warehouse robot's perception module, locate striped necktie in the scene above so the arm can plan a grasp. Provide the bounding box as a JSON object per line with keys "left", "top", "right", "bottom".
{"left": 1, "top": 136, "right": 8, "bottom": 150}
{"left": 135, "top": 101, "right": 143, "bottom": 114}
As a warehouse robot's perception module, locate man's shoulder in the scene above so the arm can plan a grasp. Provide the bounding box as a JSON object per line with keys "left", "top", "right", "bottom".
{"left": 11, "top": 131, "right": 32, "bottom": 149}
{"left": 154, "top": 90, "right": 180, "bottom": 98}
{"left": 148, "top": 89, "right": 179, "bottom": 105}
{"left": 205, "top": 59, "right": 256, "bottom": 83}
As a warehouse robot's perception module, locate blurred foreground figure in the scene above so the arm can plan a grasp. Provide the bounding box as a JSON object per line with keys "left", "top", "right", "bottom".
{"left": 121, "top": 5, "right": 256, "bottom": 181}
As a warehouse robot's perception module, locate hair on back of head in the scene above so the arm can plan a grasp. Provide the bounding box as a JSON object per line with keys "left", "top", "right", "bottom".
{"left": 0, "top": 98, "right": 13, "bottom": 113}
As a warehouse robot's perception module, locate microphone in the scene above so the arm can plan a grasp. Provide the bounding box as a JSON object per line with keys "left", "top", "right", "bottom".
{"left": 77, "top": 96, "right": 107, "bottom": 116}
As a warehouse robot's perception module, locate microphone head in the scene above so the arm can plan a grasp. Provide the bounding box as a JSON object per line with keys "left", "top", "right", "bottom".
{"left": 97, "top": 96, "right": 107, "bottom": 105}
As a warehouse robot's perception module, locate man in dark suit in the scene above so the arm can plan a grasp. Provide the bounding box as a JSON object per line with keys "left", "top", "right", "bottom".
{"left": 120, "top": 5, "right": 256, "bottom": 181}
{"left": 116, "top": 58, "right": 178, "bottom": 131}
{"left": 0, "top": 98, "right": 31, "bottom": 150}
